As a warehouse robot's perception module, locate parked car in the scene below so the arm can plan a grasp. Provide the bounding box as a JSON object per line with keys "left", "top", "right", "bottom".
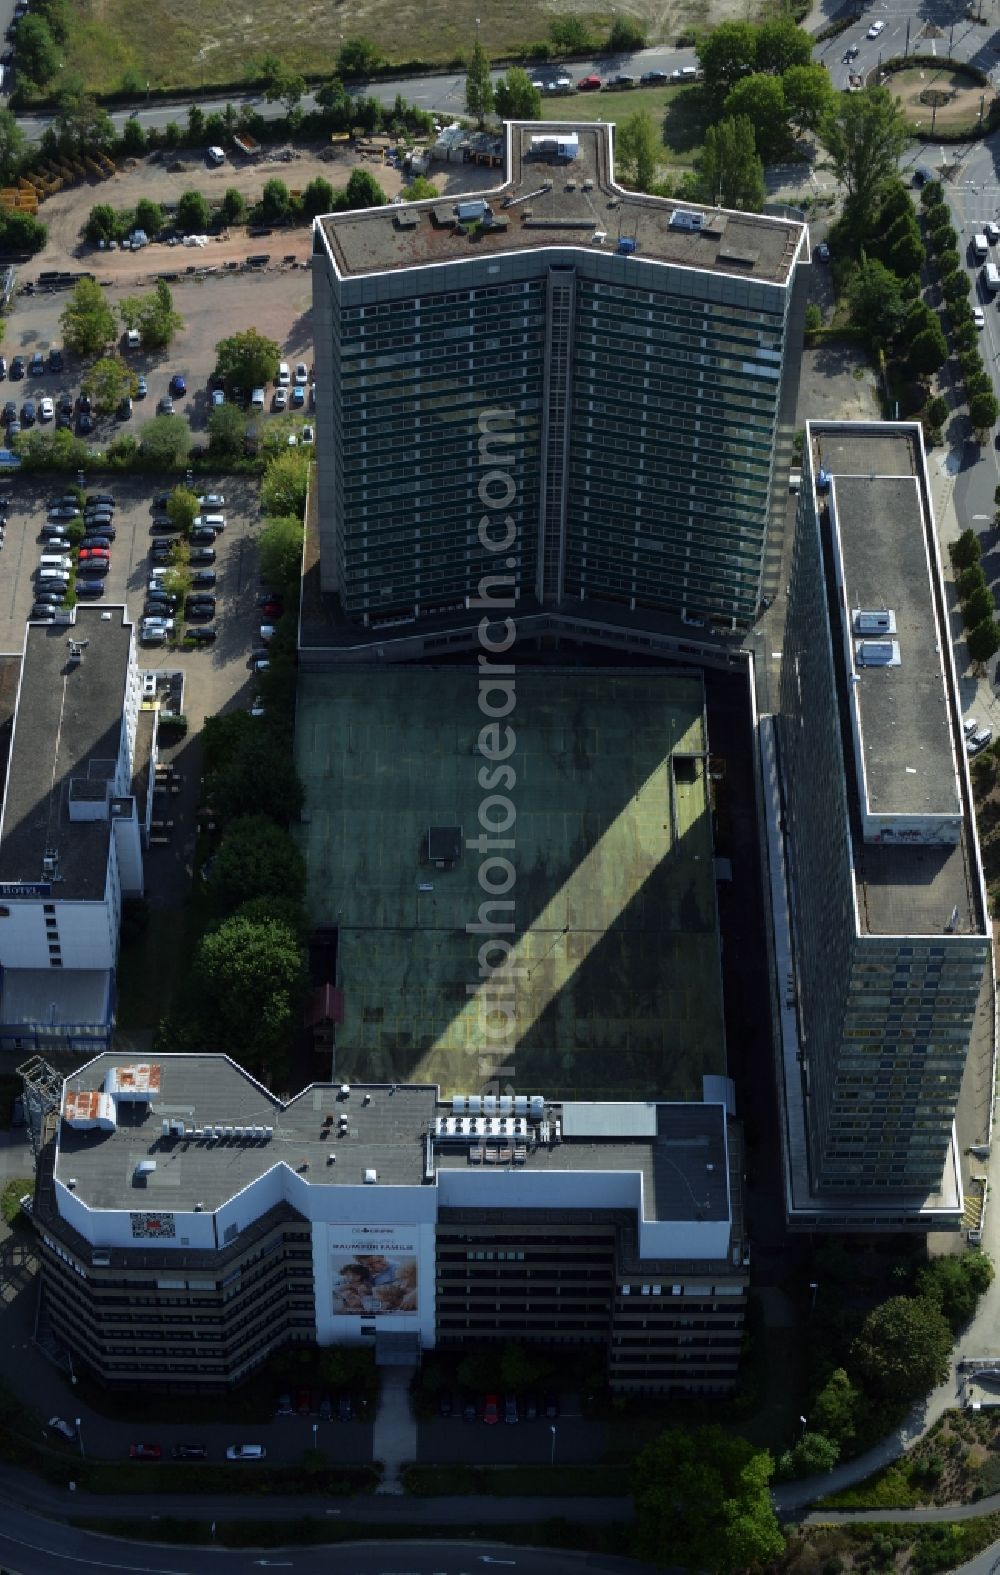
{"left": 189, "top": 526, "right": 217, "bottom": 545}
{"left": 277, "top": 361, "right": 291, "bottom": 386}
{"left": 158, "top": 395, "right": 174, "bottom": 415}
{"left": 75, "top": 578, "right": 105, "bottom": 597}
{"left": 29, "top": 604, "right": 57, "bottom": 621}
{"left": 48, "top": 1417, "right": 75, "bottom": 1439}
{"left": 252, "top": 656, "right": 270, "bottom": 674}
{"left": 190, "top": 570, "right": 216, "bottom": 588}
{"left": 639, "top": 70, "right": 669, "bottom": 85}
{"left": 9, "top": 355, "right": 24, "bottom": 378}
{"left": 140, "top": 618, "right": 173, "bottom": 643}
{"left": 185, "top": 625, "right": 217, "bottom": 644}
{"left": 169, "top": 373, "right": 186, "bottom": 396}
{"left": 605, "top": 74, "right": 635, "bottom": 89}
{"left": 3, "top": 401, "right": 16, "bottom": 424}
{"left": 48, "top": 506, "right": 80, "bottom": 521}
{"left": 968, "top": 727, "right": 993, "bottom": 756}
{"left": 577, "top": 74, "right": 601, "bottom": 90}
{"left": 117, "top": 395, "right": 132, "bottom": 420}
{"left": 319, "top": 1394, "right": 333, "bottom": 1421}
{"left": 437, "top": 1390, "right": 453, "bottom": 1418}
{"left": 136, "top": 375, "right": 147, "bottom": 398}
{"left": 20, "top": 399, "right": 34, "bottom": 425}
{"left": 483, "top": 1394, "right": 500, "bottom": 1424}
{"left": 185, "top": 599, "right": 216, "bottom": 621}
{"left": 273, "top": 388, "right": 288, "bottom": 411}
{"left": 504, "top": 1394, "right": 519, "bottom": 1424}
{"left": 671, "top": 65, "right": 698, "bottom": 80}
{"left": 192, "top": 514, "right": 225, "bottom": 532}
{"left": 227, "top": 1444, "right": 265, "bottom": 1460}
{"left": 29, "top": 351, "right": 44, "bottom": 377}
{"left": 975, "top": 306, "right": 986, "bottom": 329}
{"left": 294, "top": 361, "right": 309, "bottom": 385}
{"left": 38, "top": 396, "right": 53, "bottom": 421}
{"left": 77, "top": 411, "right": 93, "bottom": 434}
{"left": 338, "top": 1393, "right": 353, "bottom": 1422}
{"left": 171, "top": 1444, "right": 207, "bottom": 1460}
{"left": 544, "top": 1392, "right": 559, "bottom": 1418}
{"left": 524, "top": 1394, "right": 539, "bottom": 1421}
{"left": 463, "top": 1395, "right": 478, "bottom": 1422}
{"left": 276, "top": 1392, "right": 293, "bottom": 1415}
{"left": 48, "top": 347, "right": 63, "bottom": 372}
{"left": 188, "top": 546, "right": 216, "bottom": 565}
{"left": 0, "top": 356, "right": 7, "bottom": 379}
{"left": 86, "top": 492, "right": 115, "bottom": 507}
{"left": 42, "top": 535, "right": 71, "bottom": 552}
{"left": 815, "top": 242, "right": 830, "bottom": 263}
{"left": 295, "top": 1388, "right": 311, "bottom": 1415}
{"left": 129, "top": 1443, "right": 162, "bottom": 1460}
{"left": 198, "top": 492, "right": 225, "bottom": 508}
{"left": 302, "top": 424, "right": 314, "bottom": 444}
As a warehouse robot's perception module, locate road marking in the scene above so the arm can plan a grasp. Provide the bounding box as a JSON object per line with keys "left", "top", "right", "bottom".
{"left": 0, "top": 1525, "right": 197, "bottom": 1573}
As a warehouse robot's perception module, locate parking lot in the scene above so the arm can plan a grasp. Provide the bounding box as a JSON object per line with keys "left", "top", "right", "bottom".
{"left": 0, "top": 474, "right": 267, "bottom": 722}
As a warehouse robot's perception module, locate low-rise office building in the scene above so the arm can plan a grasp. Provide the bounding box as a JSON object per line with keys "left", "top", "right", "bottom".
{"left": 0, "top": 607, "right": 145, "bottom": 1053}
{"left": 32, "top": 1052, "right": 748, "bottom": 1394}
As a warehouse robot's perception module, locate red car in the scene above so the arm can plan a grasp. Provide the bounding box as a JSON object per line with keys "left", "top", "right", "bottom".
{"left": 129, "top": 1443, "right": 162, "bottom": 1459}
{"left": 577, "top": 74, "right": 601, "bottom": 90}
{"left": 261, "top": 599, "right": 283, "bottom": 618}
{"left": 295, "top": 1388, "right": 311, "bottom": 1415}
{"left": 483, "top": 1394, "right": 500, "bottom": 1425}
{"left": 79, "top": 548, "right": 110, "bottom": 560}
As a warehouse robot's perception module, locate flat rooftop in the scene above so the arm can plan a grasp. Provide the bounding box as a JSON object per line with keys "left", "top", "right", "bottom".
{"left": 295, "top": 668, "right": 726, "bottom": 1099}
{"left": 0, "top": 608, "right": 132, "bottom": 901}
{"left": 55, "top": 1053, "right": 730, "bottom": 1224}
{"left": 810, "top": 426, "right": 985, "bottom": 937}
{"left": 317, "top": 121, "right": 805, "bottom": 285}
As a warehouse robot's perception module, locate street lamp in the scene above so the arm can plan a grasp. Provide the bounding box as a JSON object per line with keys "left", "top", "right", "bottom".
{"left": 312, "top": 1422, "right": 318, "bottom": 1450}
{"left": 75, "top": 1417, "right": 84, "bottom": 1458}
{"left": 799, "top": 1414, "right": 807, "bottom": 1439}
{"left": 808, "top": 1280, "right": 819, "bottom": 1315}
{"left": 550, "top": 1424, "right": 557, "bottom": 1466}
{"left": 68, "top": 1349, "right": 76, "bottom": 1386}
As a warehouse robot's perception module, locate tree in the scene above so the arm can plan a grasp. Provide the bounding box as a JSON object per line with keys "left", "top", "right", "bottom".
{"left": 138, "top": 414, "right": 190, "bottom": 466}
{"left": 31, "top": 0, "right": 70, "bottom": 43}
{"left": 166, "top": 486, "right": 198, "bottom": 536}
{"left": 810, "top": 1368, "right": 864, "bottom": 1450}
{"left": 15, "top": 15, "right": 59, "bottom": 86}
{"left": 207, "top": 402, "right": 244, "bottom": 456}
{"left": 121, "top": 115, "right": 145, "bottom": 156}
{"left": 16, "top": 426, "right": 89, "bottom": 470}
{"left": 921, "top": 1255, "right": 996, "bottom": 1330}
{"left": 848, "top": 256, "right": 906, "bottom": 344}
{"left": 83, "top": 202, "right": 120, "bottom": 245}
{"left": 258, "top": 514, "right": 305, "bottom": 592}
{"left": 633, "top": 1426, "right": 784, "bottom": 1574}
{"left": 60, "top": 277, "right": 116, "bottom": 358}
{"left": 0, "top": 209, "right": 46, "bottom": 254}
{"left": 80, "top": 355, "right": 135, "bottom": 415}
{"left": 176, "top": 189, "right": 211, "bottom": 235}
{"left": 782, "top": 63, "right": 834, "bottom": 135}
{"left": 695, "top": 116, "right": 764, "bottom": 211}
{"left": 878, "top": 179, "right": 916, "bottom": 227}
{"left": 883, "top": 213, "right": 925, "bottom": 278}
{"left": 777, "top": 1431, "right": 840, "bottom": 1479}
{"left": 697, "top": 20, "right": 757, "bottom": 101}
{"left": 134, "top": 198, "right": 163, "bottom": 237}
{"left": 344, "top": 167, "right": 386, "bottom": 209}
{"left": 194, "top": 914, "right": 306, "bottom": 1072}
{"left": 925, "top": 394, "right": 949, "bottom": 431}
{"left": 607, "top": 15, "right": 645, "bottom": 50}
{"left": 187, "top": 103, "right": 205, "bottom": 144}
{"left": 337, "top": 37, "right": 384, "bottom": 78}
{"left": 943, "top": 272, "right": 972, "bottom": 308}
{"left": 968, "top": 619, "right": 1000, "bottom": 664}
{"left": 957, "top": 565, "right": 987, "bottom": 600}
{"left": 465, "top": 38, "right": 495, "bottom": 127}
{"left": 819, "top": 87, "right": 909, "bottom": 234}
{"left": 964, "top": 586, "right": 995, "bottom": 629}
{"left": 972, "top": 389, "right": 999, "bottom": 433}
{"left": 220, "top": 186, "right": 247, "bottom": 225}
{"left": 262, "top": 448, "right": 311, "bottom": 519}
{"left": 264, "top": 67, "right": 306, "bottom": 124}
{"left": 0, "top": 108, "right": 25, "bottom": 186}
{"left": 316, "top": 75, "right": 349, "bottom": 115}
{"left": 402, "top": 176, "right": 439, "bottom": 201}
{"left": 138, "top": 279, "right": 184, "bottom": 351}
{"left": 952, "top": 528, "right": 982, "bottom": 570}
{"left": 499, "top": 1342, "right": 548, "bottom": 1392}
{"left": 851, "top": 1296, "right": 952, "bottom": 1403}
{"left": 300, "top": 177, "right": 335, "bottom": 219}
{"left": 550, "top": 17, "right": 592, "bottom": 50}
{"left": 616, "top": 110, "right": 661, "bottom": 193}
{"left": 494, "top": 68, "right": 542, "bottom": 121}
{"left": 920, "top": 180, "right": 944, "bottom": 209}
{"left": 756, "top": 17, "right": 812, "bottom": 74}
{"left": 206, "top": 725, "right": 304, "bottom": 825}
{"left": 207, "top": 816, "right": 306, "bottom": 914}
{"left": 260, "top": 178, "right": 293, "bottom": 223}
{"left": 909, "top": 320, "right": 948, "bottom": 378}
{"left": 214, "top": 327, "right": 280, "bottom": 391}
{"left": 723, "top": 74, "right": 788, "bottom": 163}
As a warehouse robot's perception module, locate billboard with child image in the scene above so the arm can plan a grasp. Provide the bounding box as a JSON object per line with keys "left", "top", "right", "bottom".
{"left": 329, "top": 1225, "right": 419, "bottom": 1316}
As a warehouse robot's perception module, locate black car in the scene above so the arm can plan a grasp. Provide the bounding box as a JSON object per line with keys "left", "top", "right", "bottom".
{"left": 77, "top": 393, "right": 91, "bottom": 413}
{"left": 58, "top": 393, "right": 73, "bottom": 415}
{"left": 29, "top": 604, "right": 56, "bottom": 621}
{"left": 150, "top": 518, "right": 176, "bottom": 533}
{"left": 639, "top": 69, "right": 668, "bottom": 84}
{"left": 77, "top": 412, "right": 93, "bottom": 434}
{"left": 524, "top": 1395, "right": 539, "bottom": 1421}
{"left": 77, "top": 559, "right": 108, "bottom": 576}
{"left": 190, "top": 570, "right": 216, "bottom": 589}
{"left": 20, "top": 400, "right": 34, "bottom": 426}
{"left": 48, "top": 348, "right": 63, "bottom": 372}
{"left": 543, "top": 1392, "right": 559, "bottom": 1419}
{"left": 84, "top": 510, "right": 115, "bottom": 528}
{"left": 9, "top": 356, "right": 23, "bottom": 379}
{"left": 462, "top": 1395, "right": 478, "bottom": 1422}
{"left": 189, "top": 526, "right": 216, "bottom": 545}
{"left": 0, "top": 356, "right": 6, "bottom": 379}
{"left": 185, "top": 600, "right": 216, "bottom": 621}
{"left": 33, "top": 588, "right": 63, "bottom": 604}
{"left": 318, "top": 1394, "right": 333, "bottom": 1421}
{"left": 152, "top": 492, "right": 171, "bottom": 510}
{"left": 337, "top": 1393, "right": 353, "bottom": 1422}
{"left": 55, "top": 409, "right": 71, "bottom": 429}
{"left": 75, "top": 578, "right": 105, "bottom": 597}
{"left": 170, "top": 1444, "right": 207, "bottom": 1461}
{"left": 81, "top": 536, "right": 113, "bottom": 552}
{"left": 188, "top": 547, "right": 216, "bottom": 565}
{"left": 185, "top": 625, "right": 217, "bottom": 644}
{"left": 2, "top": 401, "right": 15, "bottom": 425}
{"left": 86, "top": 493, "right": 115, "bottom": 508}
{"left": 150, "top": 543, "right": 175, "bottom": 561}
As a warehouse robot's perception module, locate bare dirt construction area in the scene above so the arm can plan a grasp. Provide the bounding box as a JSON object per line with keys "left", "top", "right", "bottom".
{"left": 55, "top": 0, "right": 743, "bottom": 94}
{"left": 888, "top": 65, "right": 995, "bottom": 131}
{"left": 22, "top": 143, "right": 488, "bottom": 283}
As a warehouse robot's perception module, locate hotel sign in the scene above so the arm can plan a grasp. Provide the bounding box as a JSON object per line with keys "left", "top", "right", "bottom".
{"left": 0, "top": 883, "right": 51, "bottom": 899}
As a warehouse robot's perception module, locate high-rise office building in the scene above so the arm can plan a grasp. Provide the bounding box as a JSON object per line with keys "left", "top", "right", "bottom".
{"left": 767, "top": 422, "right": 991, "bottom": 1229}
{"left": 311, "top": 121, "right": 808, "bottom": 643}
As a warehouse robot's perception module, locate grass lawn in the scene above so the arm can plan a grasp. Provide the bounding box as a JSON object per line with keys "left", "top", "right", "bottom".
{"left": 0, "top": 1177, "right": 34, "bottom": 1227}
{"left": 818, "top": 1409, "right": 1000, "bottom": 1510}
{"left": 579, "top": 83, "right": 707, "bottom": 169}
{"left": 888, "top": 66, "right": 994, "bottom": 132}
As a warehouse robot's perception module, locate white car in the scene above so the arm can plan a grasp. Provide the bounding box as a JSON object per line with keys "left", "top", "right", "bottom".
{"left": 975, "top": 307, "right": 986, "bottom": 329}
{"left": 866, "top": 18, "right": 885, "bottom": 37}
{"left": 987, "top": 222, "right": 1000, "bottom": 245}
{"left": 964, "top": 717, "right": 980, "bottom": 738}
{"left": 198, "top": 493, "right": 225, "bottom": 508}
{"left": 294, "top": 362, "right": 308, "bottom": 385}
{"left": 140, "top": 618, "right": 174, "bottom": 643}
{"left": 38, "top": 397, "right": 54, "bottom": 421}
{"left": 274, "top": 388, "right": 288, "bottom": 410}
{"left": 227, "top": 1443, "right": 266, "bottom": 1460}
{"left": 48, "top": 1417, "right": 76, "bottom": 1439}
{"left": 968, "top": 727, "right": 993, "bottom": 756}
{"left": 301, "top": 424, "right": 314, "bottom": 444}
{"left": 277, "top": 362, "right": 291, "bottom": 386}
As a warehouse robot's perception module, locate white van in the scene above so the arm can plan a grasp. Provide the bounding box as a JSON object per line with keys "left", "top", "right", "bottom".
{"left": 39, "top": 555, "right": 72, "bottom": 571}
{"left": 276, "top": 362, "right": 290, "bottom": 387}
{"left": 974, "top": 233, "right": 989, "bottom": 261}
{"left": 37, "top": 569, "right": 69, "bottom": 586}
{"left": 193, "top": 513, "right": 225, "bottom": 533}
{"left": 985, "top": 262, "right": 1000, "bottom": 293}
{"left": 250, "top": 388, "right": 266, "bottom": 410}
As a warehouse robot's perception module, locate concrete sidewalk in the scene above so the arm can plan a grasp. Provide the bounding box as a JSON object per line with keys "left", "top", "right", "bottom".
{"left": 373, "top": 1366, "right": 417, "bottom": 1493}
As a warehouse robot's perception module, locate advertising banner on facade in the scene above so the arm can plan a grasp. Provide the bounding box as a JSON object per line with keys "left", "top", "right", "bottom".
{"left": 329, "top": 1225, "right": 418, "bottom": 1316}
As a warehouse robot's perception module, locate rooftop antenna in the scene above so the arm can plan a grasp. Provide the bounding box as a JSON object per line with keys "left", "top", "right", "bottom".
{"left": 66, "top": 637, "right": 89, "bottom": 667}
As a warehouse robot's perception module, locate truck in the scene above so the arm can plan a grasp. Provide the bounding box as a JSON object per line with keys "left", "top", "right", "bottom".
{"left": 984, "top": 262, "right": 1000, "bottom": 294}
{"left": 233, "top": 133, "right": 260, "bottom": 158}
